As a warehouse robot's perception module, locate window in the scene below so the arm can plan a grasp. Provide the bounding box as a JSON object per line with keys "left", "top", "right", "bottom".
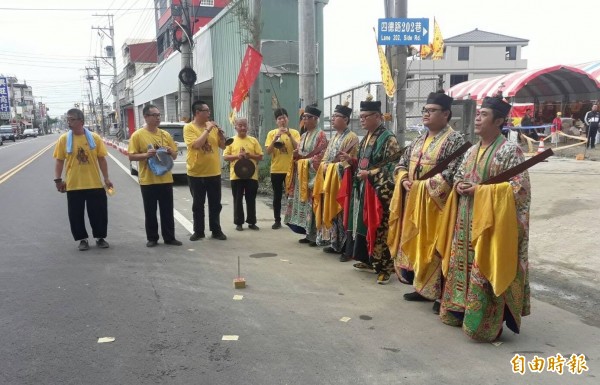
{"left": 200, "top": 0, "right": 215, "bottom": 6}
{"left": 458, "top": 47, "right": 469, "bottom": 61}
{"left": 155, "top": 0, "right": 167, "bottom": 19}
{"left": 450, "top": 74, "right": 468, "bottom": 87}
{"left": 505, "top": 46, "right": 517, "bottom": 60}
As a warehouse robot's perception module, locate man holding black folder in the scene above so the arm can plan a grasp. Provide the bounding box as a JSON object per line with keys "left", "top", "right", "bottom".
{"left": 438, "top": 96, "right": 532, "bottom": 342}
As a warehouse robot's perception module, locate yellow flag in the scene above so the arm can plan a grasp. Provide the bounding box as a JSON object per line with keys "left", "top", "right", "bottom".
{"left": 420, "top": 44, "right": 432, "bottom": 59}
{"left": 432, "top": 19, "right": 444, "bottom": 60}
{"left": 374, "top": 29, "right": 395, "bottom": 97}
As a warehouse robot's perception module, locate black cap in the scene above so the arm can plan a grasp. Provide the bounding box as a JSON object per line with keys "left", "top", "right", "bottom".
{"left": 481, "top": 96, "right": 512, "bottom": 117}
{"left": 304, "top": 105, "right": 321, "bottom": 117}
{"left": 274, "top": 108, "right": 288, "bottom": 119}
{"left": 360, "top": 100, "right": 381, "bottom": 112}
{"left": 334, "top": 104, "right": 352, "bottom": 118}
{"left": 426, "top": 91, "right": 453, "bottom": 110}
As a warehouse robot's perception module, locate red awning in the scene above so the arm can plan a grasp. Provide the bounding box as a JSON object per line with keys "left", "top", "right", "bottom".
{"left": 448, "top": 65, "right": 600, "bottom": 101}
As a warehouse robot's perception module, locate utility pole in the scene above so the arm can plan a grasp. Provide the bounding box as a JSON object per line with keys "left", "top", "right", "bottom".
{"left": 248, "top": 0, "right": 261, "bottom": 139}
{"left": 85, "top": 68, "right": 98, "bottom": 131}
{"left": 92, "top": 14, "right": 120, "bottom": 136}
{"left": 94, "top": 58, "right": 106, "bottom": 135}
{"left": 298, "top": 0, "right": 317, "bottom": 109}
{"left": 393, "top": 0, "right": 408, "bottom": 145}
{"left": 179, "top": 0, "right": 193, "bottom": 121}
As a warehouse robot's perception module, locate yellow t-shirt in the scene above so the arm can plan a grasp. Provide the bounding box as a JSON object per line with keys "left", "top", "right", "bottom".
{"left": 53, "top": 131, "right": 108, "bottom": 191}
{"left": 128, "top": 127, "right": 177, "bottom": 185}
{"left": 223, "top": 135, "right": 264, "bottom": 180}
{"left": 183, "top": 122, "right": 222, "bottom": 177}
{"left": 265, "top": 128, "right": 300, "bottom": 173}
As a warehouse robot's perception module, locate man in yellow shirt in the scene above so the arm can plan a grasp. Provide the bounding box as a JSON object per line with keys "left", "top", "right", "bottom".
{"left": 53, "top": 108, "right": 113, "bottom": 251}
{"left": 128, "top": 105, "right": 182, "bottom": 248}
{"left": 264, "top": 108, "right": 300, "bottom": 229}
{"left": 184, "top": 100, "right": 227, "bottom": 241}
{"left": 223, "top": 118, "right": 264, "bottom": 231}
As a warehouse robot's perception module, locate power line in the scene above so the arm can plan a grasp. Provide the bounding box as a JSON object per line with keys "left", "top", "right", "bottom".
{"left": 0, "top": 7, "right": 152, "bottom": 11}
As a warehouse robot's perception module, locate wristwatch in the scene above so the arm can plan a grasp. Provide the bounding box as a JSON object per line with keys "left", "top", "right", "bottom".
{"left": 54, "top": 178, "right": 62, "bottom": 183}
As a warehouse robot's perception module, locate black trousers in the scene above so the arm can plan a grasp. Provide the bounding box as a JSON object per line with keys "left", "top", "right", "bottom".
{"left": 587, "top": 126, "right": 598, "bottom": 148}
{"left": 270, "top": 173, "right": 286, "bottom": 223}
{"left": 140, "top": 183, "right": 175, "bottom": 242}
{"left": 231, "top": 179, "right": 258, "bottom": 226}
{"left": 66, "top": 188, "right": 108, "bottom": 241}
{"left": 188, "top": 175, "right": 222, "bottom": 234}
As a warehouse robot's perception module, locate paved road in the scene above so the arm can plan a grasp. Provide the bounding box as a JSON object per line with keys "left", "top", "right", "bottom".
{"left": 0, "top": 135, "right": 597, "bottom": 384}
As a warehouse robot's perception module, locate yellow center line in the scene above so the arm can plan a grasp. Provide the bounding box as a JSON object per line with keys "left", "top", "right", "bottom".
{"left": 0, "top": 142, "right": 55, "bottom": 184}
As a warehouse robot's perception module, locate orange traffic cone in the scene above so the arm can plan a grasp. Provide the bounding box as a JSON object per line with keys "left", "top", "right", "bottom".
{"left": 537, "top": 137, "right": 545, "bottom": 154}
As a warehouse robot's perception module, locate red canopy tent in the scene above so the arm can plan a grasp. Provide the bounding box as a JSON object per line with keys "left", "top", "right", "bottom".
{"left": 448, "top": 65, "right": 600, "bottom": 103}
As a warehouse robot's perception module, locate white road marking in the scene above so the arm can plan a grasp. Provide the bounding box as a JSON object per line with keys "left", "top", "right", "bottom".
{"left": 107, "top": 151, "right": 194, "bottom": 234}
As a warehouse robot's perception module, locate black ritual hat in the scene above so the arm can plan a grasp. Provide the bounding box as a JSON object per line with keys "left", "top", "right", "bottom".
{"left": 334, "top": 104, "right": 353, "bottom": 118}
{"left": 360, "top": 100, "right": 381, "bottom": 112}
{"left": 426, "top": 91, "right": 454, "bottom": 110}
{"left": 304, "top": 104, "right": 321, "bottom": 117}
{"left": 481, "top": 96, "right": 512, "bottom": 117}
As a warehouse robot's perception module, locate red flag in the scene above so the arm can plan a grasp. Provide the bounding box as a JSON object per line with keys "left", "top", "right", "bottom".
{"left": 231, "top": 46, "right": 263, "bottom": 112}
{"left": 336, "top": 168, "right": 353, "bottom": 230}
{"left": 363, "top": 179, "right": 383, "bottom": 256}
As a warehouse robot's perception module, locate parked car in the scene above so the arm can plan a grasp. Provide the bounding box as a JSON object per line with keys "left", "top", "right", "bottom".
{"left": 129, "top": 122, "right": 187, "bottom": 177}
{"left": 23, "top": 128, "right": 38, "bottom": 138}
{"left": 0, "top": 125, "right": 16, "bottom": 141}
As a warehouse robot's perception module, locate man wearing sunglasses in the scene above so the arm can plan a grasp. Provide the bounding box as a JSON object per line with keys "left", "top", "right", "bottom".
{"left": 340, "top": 98, "right": 400, "bottom": 285}
{"left": 390, "top": 91, "right": 465, "bottom": 313}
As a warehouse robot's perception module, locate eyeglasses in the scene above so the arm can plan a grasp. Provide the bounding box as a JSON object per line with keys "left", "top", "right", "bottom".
{"left": 421, "top": 108, "right": 443, "bottom": 115}
{"left": 359, "top": 113, "right": 376, "bottom": 120}
{"left": 197, "top": 109, "right": 210, "bottom": 113}
{"left": 302, "top": 114, "right": 317, "bottom": 120}
{"left": 145, "top": 113, "right": 161, "bottom": 118}
{"left": 331, "top": 114, "right": 346, "bottom": 119}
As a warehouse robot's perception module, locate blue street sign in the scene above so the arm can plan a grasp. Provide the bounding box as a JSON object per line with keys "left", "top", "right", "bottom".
{"left": 377, "top": 18, "right": 429, "bottom": 46}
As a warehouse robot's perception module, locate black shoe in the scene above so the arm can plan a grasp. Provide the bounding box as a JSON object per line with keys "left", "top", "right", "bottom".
{"left": 95, "top": 238, "right": 109, "bottom": 249}
{"left": 272, "top": 222, "right": 282, "bottom": 229}
{"left": 211, "top": 232, "right": 227, "bottom": 240}
{"left": 432, "top": 300, "right": 441, "bottom": 315}
{"left": 298, "top": 238, "right": 311, "bottom": 244}
{"left": 189, "top": 232, "right": 205, "bottom": 241}
{"left": 146, "top": 240, "right": 158, "bottom": 248}
{"left": 339, "top": 254, "right": 352, "bottom": 262}
{"left": 236, "top": 225, "right": 243, "bottom": 231}
{"left": 248, "top": 224, "right": 259, "bottom": 230}
{"left": 309, "top": 241, "right": 318, "bottom": 247}
{"left": 322, "top": 246, "right": 338, "bottom": 254}
{"left": 403, "top": 291, "right": 431, "bottom": 302}
{"left": 78, "top": 239, "right": 90, "bottom": 251}
{"left": 164, "top": 239, "right": 182, "bottom": 246}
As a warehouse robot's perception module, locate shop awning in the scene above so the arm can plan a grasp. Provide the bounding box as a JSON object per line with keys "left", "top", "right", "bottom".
{"left": 448, "top": 65, "right": 600, "bottom": 102}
